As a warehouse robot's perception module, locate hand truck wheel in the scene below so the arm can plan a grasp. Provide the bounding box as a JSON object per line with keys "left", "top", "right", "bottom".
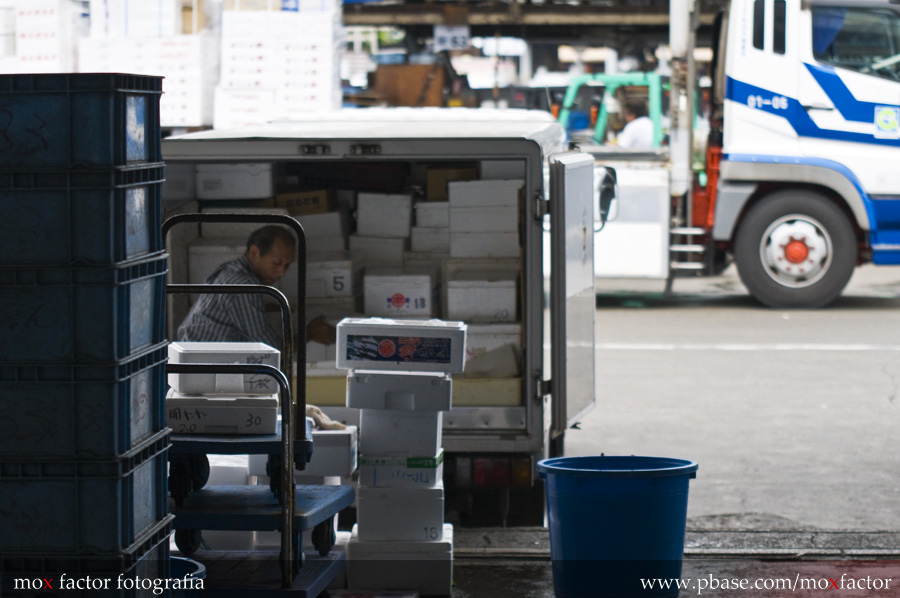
{"left": 312, "top": 516, "right": 336, "bottom": 557}
{"left": 174, "top": 529, "right": 204, "bottom": 556}
{"left": 168, "top": 455, "right": 192, "bottom": 506}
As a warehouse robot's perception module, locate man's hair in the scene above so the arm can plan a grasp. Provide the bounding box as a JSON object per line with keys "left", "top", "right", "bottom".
{"left": 246, "top": 225, "right": 296, "bottom": 256}
{"left": 624, "top": 99, "right": 648, "bottom": 119}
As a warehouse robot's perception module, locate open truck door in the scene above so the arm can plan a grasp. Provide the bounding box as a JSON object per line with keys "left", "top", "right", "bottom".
{"left": 549, "top": 151, "right": 596, "bottom": 456}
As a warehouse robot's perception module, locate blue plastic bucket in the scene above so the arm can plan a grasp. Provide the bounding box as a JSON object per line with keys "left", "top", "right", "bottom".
{"left": 537, "top": 455, "right": 698, "bottom": 598}
{"left": 170, "top": 556, "right": 206, "bottom": 598}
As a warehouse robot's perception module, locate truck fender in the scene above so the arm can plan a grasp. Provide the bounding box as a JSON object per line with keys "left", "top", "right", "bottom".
{"left": 712, "top": 160, "right": 870, "bottom": 241}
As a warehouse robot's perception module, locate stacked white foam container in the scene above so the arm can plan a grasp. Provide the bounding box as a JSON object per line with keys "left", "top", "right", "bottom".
{"left": 336, "top": 318, "right": 466, "bottom": 596}
{"left": 12, "top": 0, "right": 88, "bottom": 74}
{"left": 448, "top": 179, "right": 523, "bottom": 259}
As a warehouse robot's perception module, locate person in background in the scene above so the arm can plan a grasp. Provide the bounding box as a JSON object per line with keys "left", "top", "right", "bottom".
{"left": 615, "top": 98, "right": 655, "bottom": 150}
{"left": 177, "top": 225, "right": 334, "bottom": 347}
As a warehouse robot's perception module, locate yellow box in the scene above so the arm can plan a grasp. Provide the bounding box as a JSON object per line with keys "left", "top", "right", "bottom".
{"left": 452, "top": 377, "right": 522, "bottom": 406}
{"left": 305, "top": 375, "right": 347, "bottom": 406}
{"left": 275, "top": 189, "right": 333, "bottom": 215}
{"left": 426, "top": 167, "right": 478, "bottom": 202}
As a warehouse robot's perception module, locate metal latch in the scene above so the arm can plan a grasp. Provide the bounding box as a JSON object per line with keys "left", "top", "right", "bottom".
{"left": 535, "top": 373, "right": 551, "bottom": 401}
{"left": 299, "top": 144, "right": 330, "bottom": 156}
{"left": 534, "top": 193, "right": 549, "bottom": 221}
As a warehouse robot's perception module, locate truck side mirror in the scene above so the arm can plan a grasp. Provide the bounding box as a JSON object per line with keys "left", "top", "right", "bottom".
{"left": 596, "top": 166, "right": 618, "bottom": 229}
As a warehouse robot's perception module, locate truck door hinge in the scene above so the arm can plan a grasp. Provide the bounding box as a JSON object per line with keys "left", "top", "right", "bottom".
{"left": 536, "top": 375, "right": 551, "bottom": 401}
{"left": 535, "top": 193, "right": 549, "bottom": 221}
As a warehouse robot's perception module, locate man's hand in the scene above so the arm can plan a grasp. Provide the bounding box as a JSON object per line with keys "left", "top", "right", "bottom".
{"left": 306, "top": 315, "right": 336, "bottom": 345}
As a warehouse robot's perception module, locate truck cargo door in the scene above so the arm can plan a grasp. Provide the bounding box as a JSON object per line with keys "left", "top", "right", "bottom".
{"left": 549, "top": 151, "right": 596, "bottom": 440}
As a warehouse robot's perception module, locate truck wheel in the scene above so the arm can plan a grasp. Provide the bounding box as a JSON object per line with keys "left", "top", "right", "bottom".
{"left": 734, "top": 191, "right": 856, "bottom": 308}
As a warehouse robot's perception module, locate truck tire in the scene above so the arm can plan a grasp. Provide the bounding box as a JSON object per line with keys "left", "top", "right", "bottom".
{"left": 734, "top": 191, "right": 856, "bottom": 308}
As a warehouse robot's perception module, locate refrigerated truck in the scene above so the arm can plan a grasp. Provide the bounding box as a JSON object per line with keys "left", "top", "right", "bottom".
{"left": 594, "top": 0, "right": 900, "bottom": 308}
{"left": 161, "top": 109, "right": 608, "bottom": 525}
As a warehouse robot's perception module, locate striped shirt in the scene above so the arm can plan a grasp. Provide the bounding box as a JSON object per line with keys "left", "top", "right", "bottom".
{"left": 177, "top": 255, "right": 281, "bottom": 348}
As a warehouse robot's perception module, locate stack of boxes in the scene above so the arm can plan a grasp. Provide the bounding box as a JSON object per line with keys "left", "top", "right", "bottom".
{"left": 335, "top": 317, "right": 466, "bottom": 596}
{"left": 13, "top": 0, "right": 88, "bottom": 74}
{"left": 0, "top": 73, "right": 172, "bottom": 590}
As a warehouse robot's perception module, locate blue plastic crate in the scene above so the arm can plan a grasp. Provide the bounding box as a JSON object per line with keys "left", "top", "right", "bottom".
{"left": 0, "top": 516, "right": 172, "bottom": 597}
{"left": 0, "top": 165, "right": 164, "bottom": 266}
{"left": 0, "top": 253, "right": 167, "bottom": 363}
{"left": 0, "top": 432, "right": 171, "bottom": 554}
{"left": 0, "top": 344, "right": 168, "bottom": 460}
{"left": 0, "top": 73, "right": 162, "bottom": 169}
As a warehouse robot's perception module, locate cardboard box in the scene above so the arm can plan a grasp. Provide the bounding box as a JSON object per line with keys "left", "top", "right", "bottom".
{"left": 349, "top": 235, "right": 407, "bottom": 264}
{"left": 363, "top": 268, "right": 436, "bottom": 318}
{"left": 336, "top": 317, "right": 467, "bottom": 373}
{"left": 359, "top": 409, "right": 442, "bottom": 456}
{"left": 449, "top": 206, "right": 518, "bottom": 233}
{"left": 275, "top": 189, "right": 333, "bottom": 215}
{"left": 415, "top": 201, "right": 449, "bottom": 227}
{"left": 358, "top": 451, "right": 443, "bottom": 488}
{"left": 168, "top": 342, "right": 281, "bottom": 395}
{"left": 356, "top": 193, "right": 413, "bottom": 238}
{"left": 450, "top": 231, "right": 520, "bottom": 258}
{"left": 347, "top": 523, "right": 453, "bottom": 596}
{"left": 426, "top": 166, "right": 478, "bottom": 201}
{"left": 446, "top": 270, "right": 518, "bottom": 323}
{"left": 448, "top": 179, "right": 524, "bottom": 207}
{"left": 410, "top": 226, "right": 449, "bottom": 253}
{"left": 355, "top": 483, "right": 445, "bottom": 542}
{"left": 196, "top": 163, "right": 274, "bottom": 200}
{"left": 166, "top": 389, "right": 278, "bottom": 434}
{"left": 347, "top": 370, "right": 452, "bottom": 411}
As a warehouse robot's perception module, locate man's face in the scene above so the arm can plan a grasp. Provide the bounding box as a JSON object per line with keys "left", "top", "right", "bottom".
{"left": 248, "top": 238, "right": 294, "bottom": 286}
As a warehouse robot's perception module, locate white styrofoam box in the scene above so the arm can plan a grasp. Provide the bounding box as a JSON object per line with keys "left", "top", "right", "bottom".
{"left": 349, "top": 235, "right": 407, "bottom": 264}
{"left": 336, "top": 317, "right": 467, "bottom": 373}
{"left": 358, "top": 451, "right": 444, "bottom": 488}
{"left": 187, "top": 237, "right": 245, "bottom": 284}
{"left": 347, "top": 524, "right": 452, "bottom": 596}
{"left": 410, "top": 227, "right": 449, "bottom": 253}
{"left": 168, "top": 342, "right": 281, "bottom": 395}
{"left": 303, "top": 425, "right": 358, "bottom": 477}
{"left": 306, "top": 339, "right": 336, "bottom": 363}
{"left": 449, "top": 205, "right": 518, "bottom": 233}
{"left": 305, "top": 252, "right": 359, "bottom": 299}
{"left": 465, "top": 323, "right": 521, "bottom": 361}
{"left": 197, "top": 207, "right": 291, "bottom": 239}
{"left": 89, "top": 0, "right": 180, "bottom": 39}
{"left": 297, "top": 211, "right": 346, "bottom": 239}
{"left": 347, "top": 370, "right": 452, "bottom": 411}
{"left": 446, "top": 270, "right": 518, "bottom": 323}
{"left": 163, "top": 162, "right": 196, "bottom": 201}
{"left": 213, "top": 86, "right": 278, "bottom": 129}
{"left": 356, "top": 193, "right": 413, "bottom": 238}
{"left": 196, "top": 163, "right": 274, "bottom": 200}
{"left": 355, "top": 483, "right": 445, "bottom": 542}
{"left": 166, "top": 389, "right": 279, "bottom": 434}
{"left": 448, "top": 179, "right": 524, "bottom": 208}
{"left": 415, "top": 201, "right": 449, "bottom": 228}
{"left": 460, "top": 343, "right": 520, "bottom": 378}
{"left": 363, "top": 268, "right": 435, "bottom": 318}
{"left": 450, "top": 231, "right": 520, "bottom": 258}
{"left": 358, "top": 409, "right": 442, "bottom": 457}
{"left": 480, "top": 159, "right": 526, "bottom": 180}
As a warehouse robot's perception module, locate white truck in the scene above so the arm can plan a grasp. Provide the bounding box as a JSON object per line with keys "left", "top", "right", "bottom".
{"left": 161, "top": 109, "right": 610, "bottom": 525}
{"left": 592, "top": 0, "right": 900, "bottom": 308}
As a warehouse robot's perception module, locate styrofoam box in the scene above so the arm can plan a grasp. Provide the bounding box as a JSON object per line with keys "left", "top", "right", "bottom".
{"left": 248, "top": 425, "right": 357, "bottom": 477}
{"left": 336, "top": 317, "right": 467, "bottom": 373}
{"left": 359, "top": 409, "right": 442, "bottom": 457}
{"left": 196, "top": 163, "right": 274, "bottom": 199}
{"left": 347, "top": 523, "right": 452, "bottom": 596}
{"left": 415, "top": 201, "right": 449, "bottom": 227}
{"left": 349, "top": 235, "right": 407, "bottom": 264}
{"left": 448, "top": 179, "right": 524, "bottom": 207}
{"left": 411, "top": 226, "right": 450, "bottom": 253}
{"left": 168, "top": 342, "right": 281, "bottom": 395}
{"left": 450, "top": 231, "right": 520, "bottom": 258}
{"left": 449, "top": 206, "right": 518, "bottom": 233}
{"left": 363, "top": 268, "right": 436, "bottom": 318}
{"left": 199, "top": 207, "right": 290, "bottom": 238}
{"left": 296, "top": 211, "right": 347, "bottom": 239}
{"left": 356, "top": 193, "right": 412, "bottom": 238}
{"left": 307, "top": 339, "right": 337, "bottom": 363}
{"left": 162, "top": 162, "right": 195, "bottom": 201}
{"left": 446, "top": 270, "right": 518, "bottom": 323}
{"left": 358, "top": 450, "right": 444, "bottom": 488}
{"left": 166, "top": 389, "right": 278, "bottom": 434}
{"left": 355, "top": 483, "right": 445, "bottom": 542}
{"left": 466, "top": 323, "right": 522, "bottom": 360}
{"left": 347, "top": 370, "right": 452, "bottom": 411}
{"left": 187, "top": 237, "right": 245, "bottom": 284}
{"left": 307, "top": 252, "right": 359, "bottom": 299}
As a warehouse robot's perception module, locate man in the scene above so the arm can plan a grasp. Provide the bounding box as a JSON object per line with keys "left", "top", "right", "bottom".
{"left": 178, "top": 225, "right": 297, "bottom": 348}
{"left": 615, "top": 99, "right": 655, "bottom": 150}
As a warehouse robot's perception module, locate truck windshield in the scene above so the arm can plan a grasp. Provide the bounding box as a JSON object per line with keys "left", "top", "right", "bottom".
{"left": 812, "top": 6, "right": 900, "bottom": 81}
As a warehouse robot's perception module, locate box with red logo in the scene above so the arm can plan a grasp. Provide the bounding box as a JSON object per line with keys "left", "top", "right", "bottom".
{"left": 335, "top": 317, "right": 467, "bottom": 373}
{"left": 363, "top": 267, "right": 436, "bottom": 318}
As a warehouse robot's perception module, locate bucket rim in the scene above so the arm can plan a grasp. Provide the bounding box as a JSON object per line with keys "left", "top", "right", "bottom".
{"left": 536, "top": 455, "right": 698, "bottom": 478}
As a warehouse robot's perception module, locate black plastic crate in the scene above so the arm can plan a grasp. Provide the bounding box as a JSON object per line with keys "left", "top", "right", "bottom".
{"left": 0, "top": 516, "right": 172, "bottom": 597}
{"left": 0, "top": 73, "right": 162, "bottom": 169}
{"left": 0, "top": 431, "right": 171, "bottom": 555}
{"left": 0, "top": 343, "right": 168, "bottom": 459}
{"left": 0, "top": 165, "right": 165, "bottom": 267}
{"left": 0, "top": 253, "right": 167, "bottom": 363}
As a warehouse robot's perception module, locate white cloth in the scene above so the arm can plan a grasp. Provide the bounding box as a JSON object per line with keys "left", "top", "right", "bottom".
{"left": 617, "top": 116, "right": 655, "bottom": 149}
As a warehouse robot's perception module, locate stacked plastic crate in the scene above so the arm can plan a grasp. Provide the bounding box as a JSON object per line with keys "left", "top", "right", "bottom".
{"left": 335, "top": 317, "right": 466, "bottom": 596}
{"left": 0, "top": 73, "right": 172, "bottom": 594}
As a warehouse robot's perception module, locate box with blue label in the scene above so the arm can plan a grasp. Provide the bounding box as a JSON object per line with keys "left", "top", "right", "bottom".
{"left": 336, "top": 317, "right": 466, "bottom": 373}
